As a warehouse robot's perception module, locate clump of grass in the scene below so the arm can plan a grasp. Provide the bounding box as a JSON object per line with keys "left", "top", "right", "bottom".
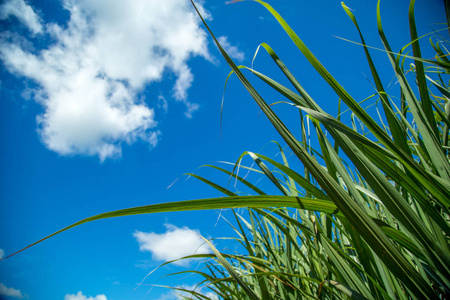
{"left": 5, "top": 0, "right": 450, "bottom": 299}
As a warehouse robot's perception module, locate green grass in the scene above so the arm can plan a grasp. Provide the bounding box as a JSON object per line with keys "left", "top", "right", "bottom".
{"left": 5, "top": 0, "right": 450, "bottom": 299}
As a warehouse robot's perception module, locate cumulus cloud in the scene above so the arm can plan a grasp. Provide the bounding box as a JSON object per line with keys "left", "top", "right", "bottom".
{"left": 0, "top": 0, "right": 43, "bottom": 34}
{"left": 217, "top": 36, "right": 245, "bottom": 62}
{"left": 64, "top": 291, "right": 107, "bottom": 300}
{"left": 0, "top": 283, "right": 24, "bottom": 298}
{"left": 0, "top": 248, "right": 4, "bottom": 259}
{"left": 134, "top": 224, "right": 211, "bottom": 266}
{"left": 0, "top": 0, "right": 212, "bottom": 160}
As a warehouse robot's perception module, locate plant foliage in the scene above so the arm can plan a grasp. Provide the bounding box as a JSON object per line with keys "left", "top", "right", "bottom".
{"left": 5, "top": 1, "right": 450, "bottom": 299}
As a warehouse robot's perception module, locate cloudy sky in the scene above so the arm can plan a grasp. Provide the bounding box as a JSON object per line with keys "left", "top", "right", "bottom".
{"left": 0, "top": 0, "right": 444, "bottom": 299}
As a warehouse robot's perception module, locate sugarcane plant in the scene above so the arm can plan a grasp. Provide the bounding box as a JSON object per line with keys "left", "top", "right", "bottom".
{"left": 155, "top": 0, "right": 450, "bottom": 298}
{"left": 4, "top": 0, "right": 450, "bottom": 299}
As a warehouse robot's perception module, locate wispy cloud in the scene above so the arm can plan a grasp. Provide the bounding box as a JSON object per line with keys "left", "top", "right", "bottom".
{"left": 0, "top": 248, "right": 4, "bottom": 259}
{"left": 134, "top": 223, "right": 212, "bottom": 266}
{"left": 0, "top": 283, "right": 24, "bottom": 298}
{"left": 157, "top": 284, "right": 218, "bottom": 300}
{"left": 0, "top": 0, "right": 212, "bottom": 160}
{"left": 217, "top": 36, "right": 245, "bottom": 62}
{"left": 64, "top": 291, "right": 107, "bottom": 300}
{"left": 0, "top": 0, "right": 42, "bottom": 34}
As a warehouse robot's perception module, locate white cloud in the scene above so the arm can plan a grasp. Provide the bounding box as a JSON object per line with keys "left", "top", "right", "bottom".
{"left": 158, "top": 284, "right": 218, "bottom": 300}
{"left": 184, "top": 102, "right": 200, "bottom": 119}
{"left": 0, "top": 0, "right": 43, "bottom": 34}
{"left": 217, "top": 36, "right": 245, "bottom": 62}
{"left": 0, "top": 248, "right": 4, "bottom": 259}
{"left": 0, "top": 0, "right": 212, "bottom": 160}
{"left": 0, "top": 283, "right": 24, "bottom": 298}
{"left": 157, "top": 95, "right": 169, "bottom": 114}
{"left": 64, "top": 291, "right": 107, "bottom": 300}
{"left": 134, "top": 224, "right": 211, "bottom": 266}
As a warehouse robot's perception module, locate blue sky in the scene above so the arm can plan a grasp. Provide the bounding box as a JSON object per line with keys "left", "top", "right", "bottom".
{"left": 0, "top": 0, "right": 445, "bottom": 299}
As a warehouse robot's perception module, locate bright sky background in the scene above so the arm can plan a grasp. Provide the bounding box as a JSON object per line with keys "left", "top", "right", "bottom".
{"left": 0, "top": 0, "right": 444, "bottom": 299}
